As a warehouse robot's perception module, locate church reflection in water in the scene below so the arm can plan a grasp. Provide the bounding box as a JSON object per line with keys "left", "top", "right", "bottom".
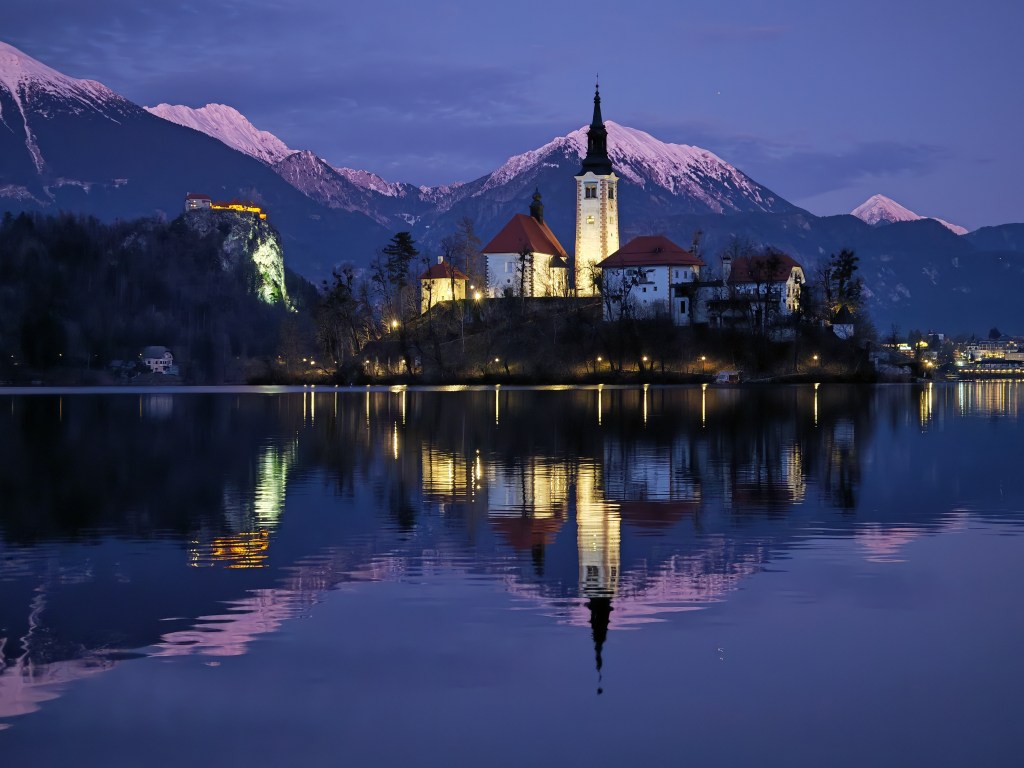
{"left": 0, "top": 382, "right": 1020, "bottom": 716}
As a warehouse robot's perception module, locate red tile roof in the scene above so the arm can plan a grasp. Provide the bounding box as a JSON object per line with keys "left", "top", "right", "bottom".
{"left": 597, "top": 235, "right": 705, "bottom": 269}
{"left": 482, "top": 214, "right": 568, "bottom": 259}
{"left": 729, "top": 253, "right": 803, "bottom": 283}
{"left": 419, "top": 261, "right": 468, "bottom": 281}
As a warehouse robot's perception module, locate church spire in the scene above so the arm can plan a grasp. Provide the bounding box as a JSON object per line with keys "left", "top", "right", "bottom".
{"left": 587, "top": 596, "right": 613, "bottom": 695}
{"left": 580, "top": 81, "right": 613, "bottom": 176}
{"left": 529, "top": 188, "right": 544, "bottom": 224}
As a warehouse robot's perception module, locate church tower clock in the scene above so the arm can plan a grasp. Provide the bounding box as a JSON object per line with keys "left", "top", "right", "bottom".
{"left": 574, "top": 84, "right": 619, "bottom": 296}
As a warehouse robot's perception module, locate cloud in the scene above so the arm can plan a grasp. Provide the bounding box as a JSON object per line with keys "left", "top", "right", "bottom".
{"left": 733, "top": 139, "right": 947, "bottom": 199}
{"left": 688, "top": 24, "right": 790, "bottom": 45}
{"left": 631, "top": 117, "right": 946, "bottom": 199}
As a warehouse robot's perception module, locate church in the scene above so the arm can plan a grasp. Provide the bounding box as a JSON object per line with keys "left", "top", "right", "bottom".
{"left": 454, "top": 85, "right": 804, "bottom": 325}
{"left": 480, "top": 84, "right": 619, "bottom": 299}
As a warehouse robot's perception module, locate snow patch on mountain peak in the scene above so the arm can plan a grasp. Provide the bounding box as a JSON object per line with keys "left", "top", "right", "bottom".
{"left": 478, "top": 120, "right": 775, "bottom": 213}
{"left": 331, "top": 166, "right": 408, "bottom": 198}
{"left": 0, "top": 41, "right": 126, "bottom": 172}
{"left": 145, "top": 102, "right": 295, "bottom": 165}
{"left": 851, "top": 194, "right": 967, "bottom": 235}
{"left": 0, "top": 41, "right": 120, "bottom": 111}
{"left": 851, "top": 194, "right": 920, "bottom": 225}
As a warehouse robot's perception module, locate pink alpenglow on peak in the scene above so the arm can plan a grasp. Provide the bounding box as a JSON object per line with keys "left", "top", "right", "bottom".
{"left": 851, "top": 194, "right": 968, "bottom": 235}
{"left": 145, "top": 102, "right": 296, "bottom": 166}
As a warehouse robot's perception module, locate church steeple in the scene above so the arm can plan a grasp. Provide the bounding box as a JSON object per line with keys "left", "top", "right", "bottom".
{"left": 574, "top": 81, "right": 619, "bottom": 297}
{"left": 587, "top": 596, "right": 613, "bottom": 695}
{"left": 580, "top": 82, "right": 613, "bottom": 176}
{"left": 529, "top": 188, "right": 544, "bottom": 224}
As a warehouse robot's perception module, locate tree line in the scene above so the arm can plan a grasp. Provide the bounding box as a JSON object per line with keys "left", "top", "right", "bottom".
{"left": 0, "top": 211, "right": 315, "bottom": 383}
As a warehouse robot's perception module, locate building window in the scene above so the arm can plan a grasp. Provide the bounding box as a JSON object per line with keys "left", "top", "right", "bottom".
{"left": 680, "top": 299, "right": 688, "bottom": 314}
{"left": 587, "top": 215, "right": 595, "bottom": 224}
{"left": 608, "top": 186, "right": 615, "bottom": 200}
{"left": 584, "top": 183, "right": 598, "bottom": 199}
{"left": 642, "top": 287, "right": 647, "bottom": 293}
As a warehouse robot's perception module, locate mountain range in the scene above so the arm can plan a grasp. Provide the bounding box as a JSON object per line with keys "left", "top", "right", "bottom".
{"left": 2, "top": 41, "right": 1021, "bottom": 333}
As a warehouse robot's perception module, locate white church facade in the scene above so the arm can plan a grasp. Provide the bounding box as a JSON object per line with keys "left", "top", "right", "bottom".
{"left": 481, "top": 191, "right": 569, "bottom": 298}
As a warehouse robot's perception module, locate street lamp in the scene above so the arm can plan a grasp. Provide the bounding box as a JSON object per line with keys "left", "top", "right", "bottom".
{"left": 390, "top": 319, "right": 399, "bottom": 331}
{"left": 474, "top": 291, "right": 482, "bottom": 301}
{"left": 700, "top": 355, "right": 706, "bottom": 374}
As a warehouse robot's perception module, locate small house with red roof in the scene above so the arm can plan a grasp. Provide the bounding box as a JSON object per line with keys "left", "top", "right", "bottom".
{"left": 596, "top": 235, "right": 706, "bottom": 324}
{"left": 481, "top": 190, "right": 569, "bottom": 298}
{"left": 184, "top": 192, "right": 212, "bottom": 211}
{"left": 419, "top": 256, "right": 468, "bottom": 314}
{"left": 695, "top": 251, "right": 806, "bottom": 328}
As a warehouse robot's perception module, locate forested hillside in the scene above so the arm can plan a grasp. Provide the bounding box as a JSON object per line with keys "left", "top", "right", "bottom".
{"left": 0, "top": 211, "right": 316, "bottom": 383}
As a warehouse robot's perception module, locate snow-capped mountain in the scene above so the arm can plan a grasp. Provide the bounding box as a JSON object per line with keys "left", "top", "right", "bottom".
{"left": 144, "top": 101, "right": 457, "bottom": 223}
{"left": 479, "top": 121, "right": 791, "bottom": 214}
{"left": 851, "top": 194, "right": 968, "bottom": 235}
{"left": 146, "top": 101, "right": 796, "bottom": 235}
{"left": 5, "top": 40, "right": 1023, "bottom": 332}
{"left": 0, "top": 40, "right": 137, "bottom": 200}
{"left": 145, "top": 103, "right": 296, "bottom": 166}
{"left": 0, "top": 41, "right": 388, "bottom": 278}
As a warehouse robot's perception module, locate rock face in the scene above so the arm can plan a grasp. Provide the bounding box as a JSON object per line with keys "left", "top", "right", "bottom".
{"left": 181, "top": 208, "right": 290, "bottom": 307}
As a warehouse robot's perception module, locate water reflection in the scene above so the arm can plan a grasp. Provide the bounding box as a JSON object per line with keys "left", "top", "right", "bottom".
{"left": 1, "top": 383, "right": 1022, "bottom": 723}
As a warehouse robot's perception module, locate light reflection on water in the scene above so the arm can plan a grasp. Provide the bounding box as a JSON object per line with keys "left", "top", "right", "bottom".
{"left": 1, "top": 383, "right": 1023, "bottom": 763}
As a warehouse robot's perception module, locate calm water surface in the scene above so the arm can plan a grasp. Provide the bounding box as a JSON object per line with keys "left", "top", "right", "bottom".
{"left": 1, "top": 383, "right": 1023, "bottom": 766}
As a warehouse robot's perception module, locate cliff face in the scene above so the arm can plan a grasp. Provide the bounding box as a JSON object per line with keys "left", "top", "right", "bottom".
{"left": 182, "top": 209, "right": 290, "bottom": 307}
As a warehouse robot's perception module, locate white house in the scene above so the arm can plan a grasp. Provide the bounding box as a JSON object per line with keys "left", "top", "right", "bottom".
{"left": 482, "top": 191, "right": 569, "bottom": 298}
{"left": 184, "top": 193, "right": 212, "bottom": 211}
{"left": 597, "top": 235, "right": 705, "bottom": 324}
{"left": 695, "top": 252, "right": 805, "bottom": 328}
{"left": 419, "top": 257, "right": 468, "bottom": 314}
{"left": 141, "top": 346, "right": 175, "bottom": 374}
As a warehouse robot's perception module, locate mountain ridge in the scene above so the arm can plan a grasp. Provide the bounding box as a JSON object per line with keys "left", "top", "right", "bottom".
{"left": 851, "top": 193, "right": 968, "bottom": 236}
{"left": 2, "top": 41, "right": 1022, "bottom": 333}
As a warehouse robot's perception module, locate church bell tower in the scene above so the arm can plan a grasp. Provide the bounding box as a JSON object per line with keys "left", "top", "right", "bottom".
{"left": 574, "top": 83, "right": 619, "bottom": 297}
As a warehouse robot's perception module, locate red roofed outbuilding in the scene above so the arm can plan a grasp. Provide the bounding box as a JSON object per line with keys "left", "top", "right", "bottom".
{"left": 419, "top": 257, "right": 468, "bottom": 314}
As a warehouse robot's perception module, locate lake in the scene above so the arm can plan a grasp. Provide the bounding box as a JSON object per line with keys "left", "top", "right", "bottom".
{"left": 1, "top": 383, "right": 1023, "bottom": 766}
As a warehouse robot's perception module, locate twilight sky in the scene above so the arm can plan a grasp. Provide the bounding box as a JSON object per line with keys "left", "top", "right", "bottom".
{"left": 7, "top": 0, "right": 1022, "bottom": 229}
